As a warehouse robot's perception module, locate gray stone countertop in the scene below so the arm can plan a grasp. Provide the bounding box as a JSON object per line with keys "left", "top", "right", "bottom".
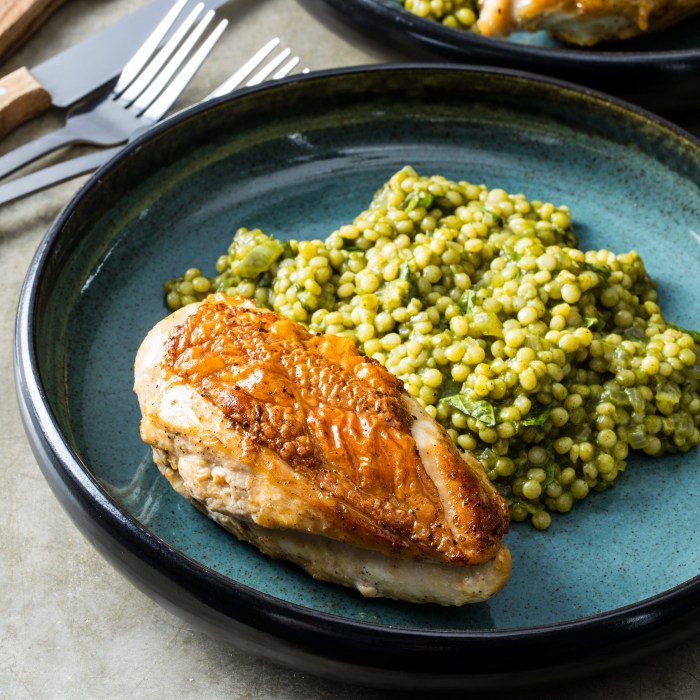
{"left": 2, "top": 1, "right": 700, "bottom": 698}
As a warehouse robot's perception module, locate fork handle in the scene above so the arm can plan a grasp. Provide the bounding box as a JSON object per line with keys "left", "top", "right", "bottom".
{"left": 0, "top": 67, "right": 52, "bottom": 139}
{"left": 0, "top": 117, "right": 82, "bottom": 180}
{"left": 0, "top": 146, "right": 119, "bottom": 206}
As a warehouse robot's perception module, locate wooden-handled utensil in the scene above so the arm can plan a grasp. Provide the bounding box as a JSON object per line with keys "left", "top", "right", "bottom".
{"left": 0, "top": 0, "right": 228, "bottom": 141}
{"left": 0, "top": 0, "right": 70, "bottom": 64}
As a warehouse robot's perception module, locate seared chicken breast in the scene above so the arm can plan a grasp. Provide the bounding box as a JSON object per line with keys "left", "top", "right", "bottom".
{"left": 478, "top": 0, "right": 700, "bottom": 45}
{"left": 134, "top": 294, "right": 510, "bottom": 605}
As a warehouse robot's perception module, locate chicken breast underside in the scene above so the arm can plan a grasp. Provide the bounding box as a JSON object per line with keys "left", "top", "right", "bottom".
{"left": 134, "top": 296, "right": 511, "bottom": 606}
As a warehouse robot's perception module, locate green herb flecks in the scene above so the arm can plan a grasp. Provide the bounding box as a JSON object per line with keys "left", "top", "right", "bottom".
{"left": 442, "top": 394, "right": 498, "bottom": 426}
{"left": 403, "top": 193, "right": 434, "bottom": 213}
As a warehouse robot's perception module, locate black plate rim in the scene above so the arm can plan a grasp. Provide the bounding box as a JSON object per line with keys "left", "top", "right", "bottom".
{"left": 298, "top": 0, "right": 700, "bottom": 64}
{"left": 14, "top": 63, "right": 700, "bottom": 685}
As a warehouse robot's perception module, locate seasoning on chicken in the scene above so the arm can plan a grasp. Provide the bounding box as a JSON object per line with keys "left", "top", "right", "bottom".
{"left": 477, "top": 0, "right": 700, "bottom": 45}
{"left": 134, "top": 294, "right": 511, "bottom": 605}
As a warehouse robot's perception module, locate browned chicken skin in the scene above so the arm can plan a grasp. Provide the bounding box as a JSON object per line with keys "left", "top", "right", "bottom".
{"left": 478, "top": 0, "right": 700, "bottom": 45}
{"left": 135, "top": 294, "right": 511, "bottom": 604}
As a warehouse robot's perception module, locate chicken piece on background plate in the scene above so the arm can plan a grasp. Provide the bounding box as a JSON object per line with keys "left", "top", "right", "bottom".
{"left": 477, "top": 0, "right": 700, "bottom": 45}
{"left": 134, "top": 294, "right": 511, "bottom": 605}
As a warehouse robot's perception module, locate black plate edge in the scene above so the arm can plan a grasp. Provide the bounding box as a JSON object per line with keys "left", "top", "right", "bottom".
{"left": 295, "top": 0, "right": 700, "bottom": 112}
{"left": 297, "top": 0, "right": 700, "bottom": 63}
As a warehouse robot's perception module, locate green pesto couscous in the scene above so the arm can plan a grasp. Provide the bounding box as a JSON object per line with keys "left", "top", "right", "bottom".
{"left": 164, "top": 166, "right": 700, "bottom": 530}
{"left": 399, "top": 0, "right": 481, "bottom": 31}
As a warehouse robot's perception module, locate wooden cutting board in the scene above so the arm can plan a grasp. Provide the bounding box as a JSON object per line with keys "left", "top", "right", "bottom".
{"left": 0, "top": 0, "right": 70, "bottom": 63}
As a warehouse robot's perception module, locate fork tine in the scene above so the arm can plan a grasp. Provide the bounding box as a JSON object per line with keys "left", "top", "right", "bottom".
{"left": 205, "top": 41, "right": 303, "bottom": 102}
{"left": 114, "top": 0, "right": 189, "bottom": 94}
{"left": 131, "top": 8, "right": 216, "bottom": 113}
{"left": 206, "top": 38, "right": 281, "bottom": 100}
{"left": 272, "top": 57, "right": 301, "bottom": 80}
{"left": 120, "top": 2, "right": 205, "bottom": 104}
{"left": 143, "top": 17, "right": 229, "bottom": 121}
{"left": 246, "top": 49, "right": 292, "bottom": 87}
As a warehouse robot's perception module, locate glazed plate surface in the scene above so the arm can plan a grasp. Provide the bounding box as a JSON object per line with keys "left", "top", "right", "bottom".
{"left": 14, "top": 65, "right": 700, "bottom": 690}
{"left": 296, "top": 0, "right": 700, "bottom": 112}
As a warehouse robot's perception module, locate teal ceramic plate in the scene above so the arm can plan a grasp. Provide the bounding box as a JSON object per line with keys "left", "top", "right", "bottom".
{"left": 296, "top": 0, "right": 700, "bottom": 113}
{"left": 14, "top": 65, "right": 700, "bottom": 691}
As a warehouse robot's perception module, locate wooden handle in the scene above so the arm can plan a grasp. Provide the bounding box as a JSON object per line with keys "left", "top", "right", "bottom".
{"left": 0, "top": 67, "right": 52, "bottom": 139}
{"left": 0, "top": 0, "right": 70, "bottom": 63}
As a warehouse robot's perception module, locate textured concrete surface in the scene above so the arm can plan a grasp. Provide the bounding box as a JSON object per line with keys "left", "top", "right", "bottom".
{"left": 2, "top": 1, "right": 700, "bottom": 698}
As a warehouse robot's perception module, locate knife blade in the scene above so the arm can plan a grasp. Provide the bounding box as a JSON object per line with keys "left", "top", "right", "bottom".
{"left": 0, "top": 0, "right": 229, "bottom": 140}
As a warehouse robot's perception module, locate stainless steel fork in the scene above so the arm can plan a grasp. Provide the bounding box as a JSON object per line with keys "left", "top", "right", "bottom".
{"left": 0, "top": 0, "right": 228, "bottom": 181}
{"left": 0, "top": 39, "right": 305, "bottom": 206}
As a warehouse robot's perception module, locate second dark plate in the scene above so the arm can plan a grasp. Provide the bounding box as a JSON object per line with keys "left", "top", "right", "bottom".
{"left": 296, "top": 0, "right": 700, "bottom": 114}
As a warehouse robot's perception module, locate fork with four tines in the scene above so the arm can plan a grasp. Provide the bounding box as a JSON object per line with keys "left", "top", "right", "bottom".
{"left": 0, "top": 37, "right": 303, "bottom": 206}
{"left": 0, "top": 0, "right": 228, "bottom": 182}
{"left": 0, "top": 11, "right": 304, "bottom": 206}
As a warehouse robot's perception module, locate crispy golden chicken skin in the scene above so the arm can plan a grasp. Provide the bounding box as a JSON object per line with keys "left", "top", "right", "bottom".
{"left": 134, "top": 294, "right": 511, "bottom": 604}
{"left": 478, "top": 0, "right": 700, "bottom": 45}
